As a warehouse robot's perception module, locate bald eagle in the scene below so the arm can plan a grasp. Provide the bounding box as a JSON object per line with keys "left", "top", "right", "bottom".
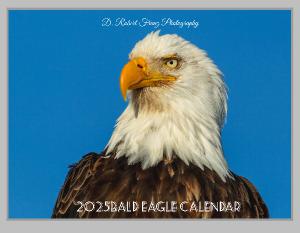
{"left": 52, "top": 31, "right": 269, "bottom": 218}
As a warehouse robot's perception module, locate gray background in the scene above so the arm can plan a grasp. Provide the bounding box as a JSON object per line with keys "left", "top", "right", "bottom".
{"left": 0, "top": 0, "right": 297, "bottom": 232}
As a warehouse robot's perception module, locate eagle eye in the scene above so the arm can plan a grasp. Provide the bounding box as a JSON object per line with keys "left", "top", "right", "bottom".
{"left": 165, "top": 58, "right": 178, "bottom": 69}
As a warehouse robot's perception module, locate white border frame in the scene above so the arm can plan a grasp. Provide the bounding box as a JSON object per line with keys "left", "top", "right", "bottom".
{"left": 0, "top": 1, "right": 298, "bottom": 233}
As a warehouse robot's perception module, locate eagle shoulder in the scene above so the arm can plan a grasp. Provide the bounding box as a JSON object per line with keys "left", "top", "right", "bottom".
{"left": 233, "top": 174, "right": 269, "bottom": 218}
{"left": 52, "top": 152, "right": 103, "bottom": 218}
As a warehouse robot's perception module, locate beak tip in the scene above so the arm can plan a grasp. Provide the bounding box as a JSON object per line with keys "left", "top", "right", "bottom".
{"left": 120, "top": 57, "right": 147, "bottom": 102}
{"left": 121, "top": 90, "right": 127, "bottom": 101}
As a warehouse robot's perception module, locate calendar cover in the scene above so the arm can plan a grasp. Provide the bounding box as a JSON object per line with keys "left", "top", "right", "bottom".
{"left": 8, "top": 10, "right": 291, "bottom": 219}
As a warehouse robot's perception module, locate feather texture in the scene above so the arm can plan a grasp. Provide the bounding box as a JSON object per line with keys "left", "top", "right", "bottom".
{"left": 52, "top": 152, "right": 269, "bottom": 218}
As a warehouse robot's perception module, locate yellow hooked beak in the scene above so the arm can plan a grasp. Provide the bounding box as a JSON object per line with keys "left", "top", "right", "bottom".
{"left": 120, "top": 57, "right": 177, "bottom": 100}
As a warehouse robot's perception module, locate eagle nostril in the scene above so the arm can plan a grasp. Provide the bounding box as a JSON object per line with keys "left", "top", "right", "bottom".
{"left": 137, "top": 64, "right": 143, "bottom": 69}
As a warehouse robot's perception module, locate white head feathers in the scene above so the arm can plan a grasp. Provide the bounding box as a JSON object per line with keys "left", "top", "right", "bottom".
{"left": 106, "top": 31, "right": 231, "bottom": 181}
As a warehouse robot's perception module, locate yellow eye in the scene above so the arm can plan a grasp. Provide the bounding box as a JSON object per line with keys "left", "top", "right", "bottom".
{"left": 165, "top": 59, "right": 178, "bottom": 68}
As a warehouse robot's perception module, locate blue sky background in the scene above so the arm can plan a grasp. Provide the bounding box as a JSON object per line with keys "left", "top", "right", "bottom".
{"left": 9, "top": 10, "right": 291, "bottom": 218}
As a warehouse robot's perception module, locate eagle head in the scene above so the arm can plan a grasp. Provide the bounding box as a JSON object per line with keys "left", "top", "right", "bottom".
{"left": 106, "top": 31, "right": 230, "bottom": 181}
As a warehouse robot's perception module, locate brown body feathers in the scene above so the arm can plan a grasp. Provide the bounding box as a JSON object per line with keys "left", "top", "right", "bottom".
{"left": 52, "top": 152, "right": 269, "bottom": 218}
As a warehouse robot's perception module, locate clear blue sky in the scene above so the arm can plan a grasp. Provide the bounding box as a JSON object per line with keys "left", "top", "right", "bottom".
{"left": 9, "top": 10, "right": 291, "bottom": 218}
